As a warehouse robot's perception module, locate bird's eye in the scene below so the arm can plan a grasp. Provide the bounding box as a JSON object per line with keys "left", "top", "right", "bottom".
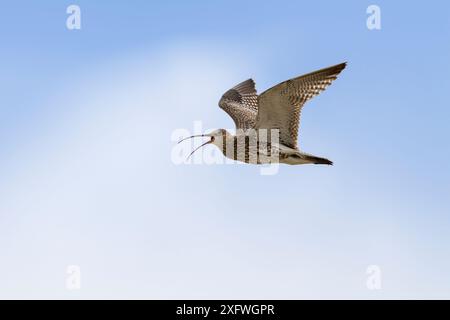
{"left": 211, "top": 136, "right": 215, "bottom": 142}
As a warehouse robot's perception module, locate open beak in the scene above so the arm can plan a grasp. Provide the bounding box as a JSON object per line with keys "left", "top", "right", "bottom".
{"left": 178, "top": 134, "right": 214, "bottom": 160}
{"left": 186, "top": 139, "right": 213, "bottom": 160}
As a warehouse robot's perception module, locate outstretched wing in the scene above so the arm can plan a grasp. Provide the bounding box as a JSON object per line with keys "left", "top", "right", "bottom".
{"left": 219, "top": 79, "right": 258, "bottom": 129}
{"left": 255, "top": 62, "right": 346, "bottom": 149}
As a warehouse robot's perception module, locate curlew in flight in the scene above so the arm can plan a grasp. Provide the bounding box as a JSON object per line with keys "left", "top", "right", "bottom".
{"left": 179, "top": 62, "right": 346, "bottom": 165}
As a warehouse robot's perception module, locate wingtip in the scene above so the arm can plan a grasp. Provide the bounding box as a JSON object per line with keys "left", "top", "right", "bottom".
{"left": 338, "top": 61, "right": 347, "bottom": 69}
{"left": 330, "top": 62, "right": 347, "bottom": 76}
{"left": 232, "top": 78, "right": 257, "bottom": 95}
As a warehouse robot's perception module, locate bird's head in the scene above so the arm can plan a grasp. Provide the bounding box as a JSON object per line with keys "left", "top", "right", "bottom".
{"left": 178, "top": 128, "right": 231, "bottom": 159}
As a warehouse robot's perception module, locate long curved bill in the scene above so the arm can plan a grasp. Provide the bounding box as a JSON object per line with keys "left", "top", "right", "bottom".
{"left": 187, "top": 140, "right": 212, "bottom": 160}
{"left": 177, "top": 134, "right": 206, "bottom": 144}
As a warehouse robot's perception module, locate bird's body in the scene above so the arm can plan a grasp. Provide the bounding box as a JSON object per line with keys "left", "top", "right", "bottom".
{"left": 209, "top": 130, "right": 332, "bottom": 165}
{"left": 180, "top": 62, "right": 347, "bottom": 165}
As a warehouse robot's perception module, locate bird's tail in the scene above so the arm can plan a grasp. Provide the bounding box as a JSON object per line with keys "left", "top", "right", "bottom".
{"left": 303, "top": 154, "right": 333, "bottom": 165}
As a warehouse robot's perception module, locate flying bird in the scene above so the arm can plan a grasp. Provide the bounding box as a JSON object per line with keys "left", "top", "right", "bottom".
{"left": 179, "top": 62, "right": 346, "bottom": 165}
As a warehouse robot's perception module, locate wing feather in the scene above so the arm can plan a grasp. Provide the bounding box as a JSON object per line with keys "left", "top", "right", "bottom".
{"left": 256, "top": 62, "right": 346, "bottom": 149}
{"left": 219, "top": 79, "right": 258, "bottom": 129}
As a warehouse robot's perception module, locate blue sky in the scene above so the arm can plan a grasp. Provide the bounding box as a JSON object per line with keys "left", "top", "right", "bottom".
{"left": 0, "top": 1, "right": 449, "bottom": 298}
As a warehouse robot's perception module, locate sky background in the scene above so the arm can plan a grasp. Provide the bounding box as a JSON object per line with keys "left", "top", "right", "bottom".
{"left": 0, "top": 0, "right": 449, "bottom": 299}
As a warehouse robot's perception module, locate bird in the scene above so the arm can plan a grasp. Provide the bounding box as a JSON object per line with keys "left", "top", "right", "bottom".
{"left": 178, "top": 62, "right": 346, "bottom": 165}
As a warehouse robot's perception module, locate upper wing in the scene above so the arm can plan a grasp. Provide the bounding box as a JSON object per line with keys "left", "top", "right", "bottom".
{"left": 219, "top": 79, "right": 258, "bottom": 130}
{"left": 255, "top": 62, "right": 346, "bottom": 149}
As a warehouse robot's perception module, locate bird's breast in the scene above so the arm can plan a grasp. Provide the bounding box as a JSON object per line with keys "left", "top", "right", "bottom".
{"left": 219, "top": 134, "right": 281, "bottom": 164}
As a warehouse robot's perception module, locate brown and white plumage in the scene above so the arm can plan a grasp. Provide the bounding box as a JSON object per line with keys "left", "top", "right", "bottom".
{"left": 218, "top": 78, "right": 258, "bottom": 129}
{"left": 180, "top": 62, "right": 347, "bottom": 165}
{"left": 256, "top": 62, "right": 346, "bottom": 149}
{"left": 220, "top": 63, "right": 346, "bottom": 147}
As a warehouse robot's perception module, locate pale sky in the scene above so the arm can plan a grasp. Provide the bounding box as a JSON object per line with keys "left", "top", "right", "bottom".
{"left": 0, "top": 1, "right": 449, "bottom": 299}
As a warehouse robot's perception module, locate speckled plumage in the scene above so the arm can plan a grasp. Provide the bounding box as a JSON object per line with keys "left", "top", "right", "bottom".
{"left": 180, "top": 63, "right": 346, "bottom": 165}
{"left": 256, "top": 62, "right": 347, "bottom": 149}
{"left": 215, "top": 63, "right": 346, "bottom": 165}
{"left": 219, "top": 79, "right": 258, "bottom": 129}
